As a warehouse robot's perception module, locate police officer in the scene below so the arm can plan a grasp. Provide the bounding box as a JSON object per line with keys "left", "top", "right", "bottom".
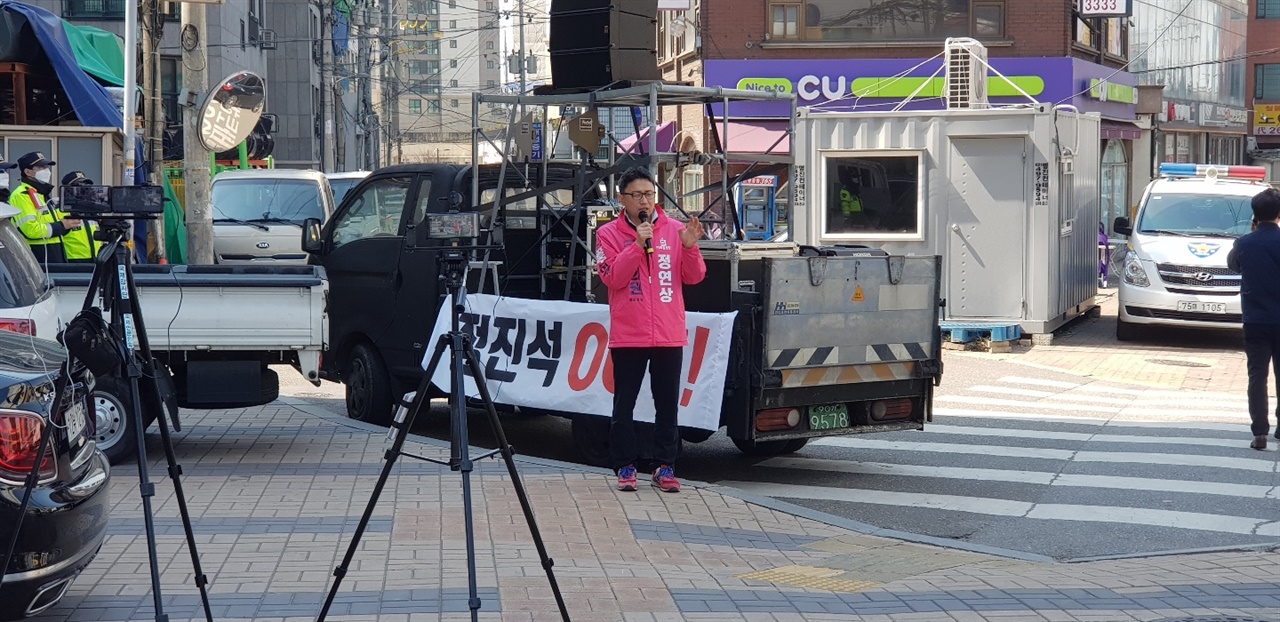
{"left": 60, "top": 171, "right": 102, "bottom": 263}
{"left": 9, "top": 152, "right": 81, "bottom": 263}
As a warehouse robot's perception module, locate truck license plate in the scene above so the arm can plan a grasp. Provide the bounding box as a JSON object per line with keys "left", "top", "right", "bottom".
{"left": 64, "top": 402, "right": 87, "bottom": 445}
{"left": 1177, "top": 301, "right": 1227, "bottom": 313}
{"left": 809, "top": 404, "right": 849, "bottom": 431}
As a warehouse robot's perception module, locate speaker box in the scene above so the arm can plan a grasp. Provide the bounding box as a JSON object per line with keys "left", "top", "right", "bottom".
{"left": 549, "top": 0, "right": 660, "bottom": 90}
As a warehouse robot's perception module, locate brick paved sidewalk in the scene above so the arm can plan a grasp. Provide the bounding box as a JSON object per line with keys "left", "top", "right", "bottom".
{"left": 976, "top": 292, "right": 1257, "bottom": 397}
{"left": 34, "top": 400, "right": 1280, "bottom": 622}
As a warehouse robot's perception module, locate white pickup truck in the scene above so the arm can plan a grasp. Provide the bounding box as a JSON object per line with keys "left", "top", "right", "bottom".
{"left": 46, "top": 264, "right": 328, "bottom": 462}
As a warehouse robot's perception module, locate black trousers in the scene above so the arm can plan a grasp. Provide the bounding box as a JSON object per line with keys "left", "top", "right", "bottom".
{"left": 610, "top": 347, "right": 682, "bottom": 472}
{"left": 27, "top": 243, "right": 65, "bottom": 264}
{"left": 1244, "top": 323, "right": 1280, "bottom": 437}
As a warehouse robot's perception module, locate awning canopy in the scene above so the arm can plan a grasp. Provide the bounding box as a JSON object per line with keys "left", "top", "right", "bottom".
{"left": 712, "top": 119, "right": 790, "bottom": 154}
{"left": 1101, "top": 120, "right": 1141, "bottom": 141}
{"left": 616, "top": 121, "right": 677, "bottom": 155}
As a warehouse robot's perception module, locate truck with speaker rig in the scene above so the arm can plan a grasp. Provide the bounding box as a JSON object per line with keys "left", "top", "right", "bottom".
{"left": 304, "top": 81, "right": 944, "bottom": 463}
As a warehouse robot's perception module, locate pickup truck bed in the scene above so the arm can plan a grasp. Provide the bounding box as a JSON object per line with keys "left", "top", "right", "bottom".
{"left": 46, "top": 264, "right": 329, "bottom": 463}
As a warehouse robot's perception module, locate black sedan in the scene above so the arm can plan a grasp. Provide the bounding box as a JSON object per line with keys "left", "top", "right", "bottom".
{"left": 0, "top": 330, "right": 110, "bottom": 620}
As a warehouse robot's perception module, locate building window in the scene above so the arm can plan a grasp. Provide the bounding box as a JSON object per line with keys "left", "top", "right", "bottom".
{"left": 486, "top": 60, "right": 495, "bottom": 69}
{"left": 449, "top": 19, "right": 456, "bottom": 28}
{"left": 822, "top": 153, "right": 922, "bottom": 238}
{"left": 450, "top": 40, "right": 458, "bottom": 48}
{"left": 160, "top": 55, "right": 181, "bottom": 123}
{"left": 450, "top": 79, "right": 459, "bottom": 87}
{"left": 450, "top": 59, "right": 458, "bottom": 68}
{"left": 487, "top": 41, "right": 495, "bottom": 50}
{"left": 451, "top": 99, "right": 460, "bottom": 107}
{"left": 240, "top": 19, "right": 246, "bottom": 49}
{"left": 486, "top": 1, "right": 495, "bottom": 10}
{"left": 973, "top": 2, "right": 1004, "bottom": 38}
{"left": 429, "top": 100, "right": 441, "bottom": 113}
{"left": 1262, "top": 0, "right": 1280, "bottom": 18}
{"left": 767, "top": 0, "right": 1006, "bottom": 43}
{"left": 1075, "top": 16, "right": 1126, "bottom": 58}
{"left": 448, "top": 0, "right": 455, "bottom": 7}
{"left": 1258, "top": 64, "right": 1280, "bottom": 100}
{"left": 409, "top": 99, "right": 423, "bottom": 113}
{"left": 771, "top": 3, "right": 799, "bottom": 39}
{"left": 487, "top": 80, "right": 496, "bottom": 87}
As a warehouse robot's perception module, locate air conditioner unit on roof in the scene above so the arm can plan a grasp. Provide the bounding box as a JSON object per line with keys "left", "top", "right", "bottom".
{"left": 944, "top": 37, "right": 989, "bottom": 110}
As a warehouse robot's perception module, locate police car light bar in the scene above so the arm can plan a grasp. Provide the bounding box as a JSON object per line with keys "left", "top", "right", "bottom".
{"left": 1159, "top": 163, "right": 1268, "bottom": 181}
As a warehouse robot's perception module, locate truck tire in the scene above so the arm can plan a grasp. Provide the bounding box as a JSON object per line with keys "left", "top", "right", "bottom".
{"left": 782, "top": 438, "right": 809, "bottom": 453}
{"left": 572, "top": 415, "right": 611, "bottom": 468}
{"left": 571, "top": 417, "right": 684, "bottom": 468}
{"left": 92, "top": 375, "right": 139, "bottom": 465}
{"left": 732, "top": 438, "right": 792, "bottom": 457}
{"left": 1115, "top": 318, "right": 1140, "bottom": 342}
{"left": 346, "top": 343, "right": 395, "bottom": 426}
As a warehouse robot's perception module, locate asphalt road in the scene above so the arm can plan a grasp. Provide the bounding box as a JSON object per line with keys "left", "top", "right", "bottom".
{"left": 276, "top": 316, "right": 1279, "bottom": 562}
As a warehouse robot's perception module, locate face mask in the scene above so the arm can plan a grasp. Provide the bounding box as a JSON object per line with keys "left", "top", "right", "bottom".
{"left": 34, "top": 169, "right": 52, "bottom": 184}
{"left": 0, "top": 176, "right": 8, "bottom": 191}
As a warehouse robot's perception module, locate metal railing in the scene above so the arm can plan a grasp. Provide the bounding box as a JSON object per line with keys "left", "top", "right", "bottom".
{"left": 64, "top": 0, "right": 179, "bottom": 19}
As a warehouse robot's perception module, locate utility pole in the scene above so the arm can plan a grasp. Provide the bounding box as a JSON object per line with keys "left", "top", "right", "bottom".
{"left": 142, "top": 0, "right": 166, "bottom": 261}
{"left": 123, "top": 0, "right": 137, "bottom": 188}
{"left": 183, "top": 3, "right": 214, "bottom": 264}
{"left": 378, "top": 0, "right": 389, "bottom": 166}
{"left": 518, "top": 0, "right": 527, "bottom": 100}
{"left": 319, "top": 2, "right": 327, "bottom": 172}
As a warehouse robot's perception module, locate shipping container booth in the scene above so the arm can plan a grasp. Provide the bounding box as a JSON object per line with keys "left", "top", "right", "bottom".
{"left": 791, "top": 104, "right": 1102, "bottom": 335}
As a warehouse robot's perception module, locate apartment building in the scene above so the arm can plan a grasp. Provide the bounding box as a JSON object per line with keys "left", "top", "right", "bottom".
{"left": 392, "top": 0, "right": 501, "bottom": 162}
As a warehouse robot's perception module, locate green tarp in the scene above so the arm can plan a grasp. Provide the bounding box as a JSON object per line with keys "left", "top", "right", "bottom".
{"left": 59, "top": 21, "right": 188, "bottom": 264}
{"left": 61, "top": 21, "right": 124, "bottom": 86}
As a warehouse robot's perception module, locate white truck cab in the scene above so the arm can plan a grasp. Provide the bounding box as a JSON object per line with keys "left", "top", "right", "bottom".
{"left": 1113, "top": 163, "right": 1270, "bottom": 340}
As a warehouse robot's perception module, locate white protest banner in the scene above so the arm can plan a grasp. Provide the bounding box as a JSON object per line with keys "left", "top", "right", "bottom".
{"left": 424, "top": 294, "right": 736, "bottom": 431}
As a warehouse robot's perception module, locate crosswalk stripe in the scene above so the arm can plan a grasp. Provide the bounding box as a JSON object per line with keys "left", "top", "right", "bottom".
{"left": 931, "top": 408, "right": 1253, "bottom": 431}
{"left": 923, "top": 424, "right": 1248, "bottom": 449}
{"left": 757, "top": 457, "right": 1279, "bottom": 499}
{"left": 809, "top": 438, "right": 1277, "bottom": 472}
{"left": 969, "top": 383, "right": 1257, "bottom": 410}
{"left": 938, "top": 394, "right": 1248, "bottom": 419}
{"left": 998, "top": 376, "right": 1256, "bottom": 403}
{"left": 720, "top": 481, "right": 1280, "bottom": 536}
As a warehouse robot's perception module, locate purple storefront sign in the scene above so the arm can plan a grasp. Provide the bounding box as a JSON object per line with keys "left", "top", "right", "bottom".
{"left": 705, "top": 57, "right": 1136, "bottom": 122}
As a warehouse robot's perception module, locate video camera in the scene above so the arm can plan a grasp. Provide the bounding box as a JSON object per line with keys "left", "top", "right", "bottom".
{"left": 60, "top": 185, "right": 165, "bottom": 219}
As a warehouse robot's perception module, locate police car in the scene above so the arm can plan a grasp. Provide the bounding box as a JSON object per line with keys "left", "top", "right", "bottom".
{"left": 1113, "top": 163, "right": 1269, "bottom": 340}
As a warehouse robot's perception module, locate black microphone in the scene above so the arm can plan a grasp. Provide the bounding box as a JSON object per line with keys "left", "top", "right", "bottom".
{"left": 639, "top": 210, "right": 653, "bottom": 255}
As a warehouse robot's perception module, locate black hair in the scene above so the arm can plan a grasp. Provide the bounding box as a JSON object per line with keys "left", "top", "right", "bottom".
{"left": 617, "top": 167, "right": 654, "bottom": 194}
{"left": 1253, "top": 187, "right": 1280, "bottom": 223}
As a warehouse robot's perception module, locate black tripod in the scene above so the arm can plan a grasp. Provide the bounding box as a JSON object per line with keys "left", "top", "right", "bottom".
{"left": 317, "top": 246, "right": 569, "bottom": 622}
{"left": 74, "top": 221, "right": 214, "bottom": 622}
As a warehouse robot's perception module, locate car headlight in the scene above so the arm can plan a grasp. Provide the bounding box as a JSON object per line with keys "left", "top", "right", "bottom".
{"left": 1122, "top": 250, "right": 1150, "bottom": 288}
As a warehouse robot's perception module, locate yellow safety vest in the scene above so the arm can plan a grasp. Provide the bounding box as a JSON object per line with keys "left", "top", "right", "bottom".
{"left": 9, "top": 182, "right": 100, "bottom": 259}
{"left": 9, "top": 182, "right": 61, "bottom": 247}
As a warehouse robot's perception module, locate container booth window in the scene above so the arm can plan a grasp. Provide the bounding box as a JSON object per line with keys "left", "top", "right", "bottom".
{"left": 821, "top": 152, "right": 923, "bottom": 239}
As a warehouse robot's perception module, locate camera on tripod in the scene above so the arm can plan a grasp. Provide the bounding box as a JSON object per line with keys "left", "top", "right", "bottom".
{"left": 60, "top": 184, "right": 165, "bottom": 219}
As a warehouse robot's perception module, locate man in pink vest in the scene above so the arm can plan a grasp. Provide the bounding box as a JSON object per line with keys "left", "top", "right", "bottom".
{"left": 595, "top": 167, "right": 706, "bottom": 492}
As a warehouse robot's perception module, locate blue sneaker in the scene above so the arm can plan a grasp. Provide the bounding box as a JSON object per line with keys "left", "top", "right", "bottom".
{"left": 616, "top": 465, "right": 638, "bottom": 491}
{"left": 651, "top": 465, "right": 680, "bottom": 493}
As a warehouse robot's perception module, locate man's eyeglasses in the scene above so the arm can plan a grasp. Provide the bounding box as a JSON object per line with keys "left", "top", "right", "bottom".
{"left": 621, "top": 191, "right": 657, "bottom": 200}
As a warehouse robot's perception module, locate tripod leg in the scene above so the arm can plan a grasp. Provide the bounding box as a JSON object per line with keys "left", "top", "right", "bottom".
{"left": 449, "top": 332, "right": 483, "bottom": 622}
{"left": 316, "top": 335, "right": 451, "bottom": 622}
{"left": 97, "top": 245, "right": 168, "bottom": 622}
{"left": 120, "top": 256, "right": 215, "bottom": 622}
{"left": 461, "top": 341, "right": 571, "bottom": 622}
